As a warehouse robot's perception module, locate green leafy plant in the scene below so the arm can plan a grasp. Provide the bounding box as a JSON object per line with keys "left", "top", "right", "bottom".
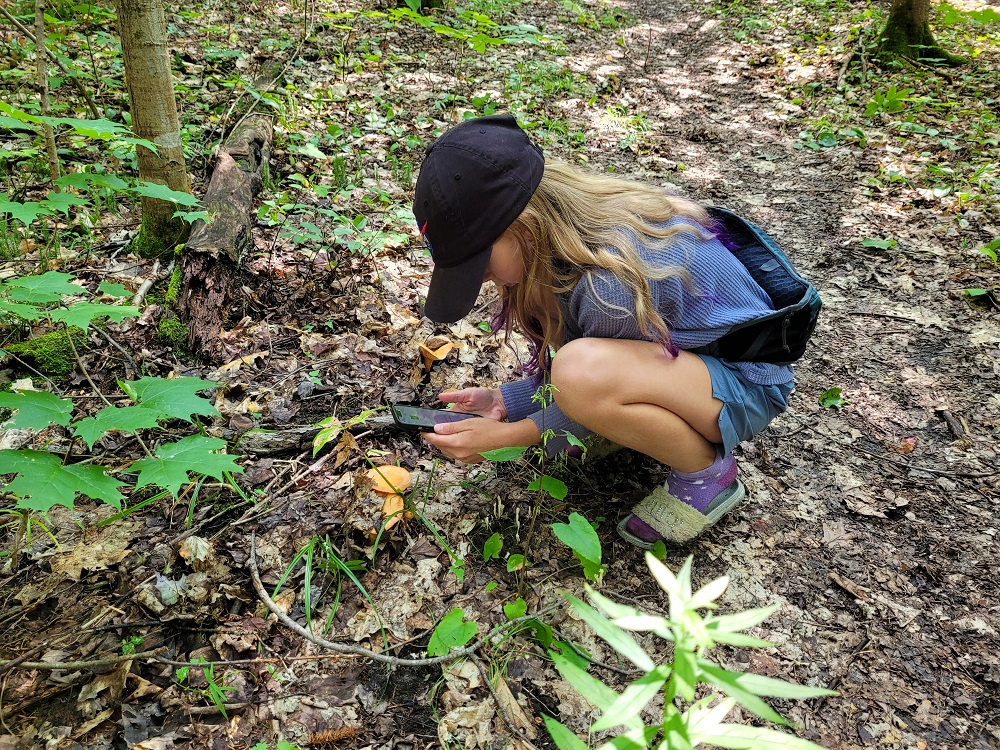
{"left": 552, "top": 511, "right": 606, "bottom": 583}
{"left": 427, "top": 607, "right": 479, "bottom": 656}
{"left": 121, "top": 635, "right": 143, "bottom": 655}
{"left": 864, "top": 86, "right": 912, "bottom": 118}
{"left": 976, "top": 238, "right": 999, "bottom": 264}
{"left": 0, "top": 103, "right": 199, "bottom": 239}
{"left": 964, "top": 287, "right": 998, "bottom": 307}
{"left": 483, "top": 531, "right": 503, "bottom": 562}
{"left": 817, "top": 387, "right": 848, "bottom": 408}
{"left": 311, "top": 407, "right": 383, "bottom": 456}
{"left": 544, "top": 554, "right": 836, "bottom": 749}
{"left": 177, "top": 657, "right": 237, "bottom": 719}
{"left": 860, "top": 237, "right": 897, "bottom": 251}
{"left": 0, "top": 369, "right": 241, "bottom": 562}
{"left": 271, "top": 534, "right": 371, "bottom": 637}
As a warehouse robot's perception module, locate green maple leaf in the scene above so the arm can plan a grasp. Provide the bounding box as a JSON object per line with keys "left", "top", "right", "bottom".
{"left": 50, "top": 302, "right": 141, "bottom": 329}
{"left": 0, "top": 450, "right": 123, "bottom": 512}
{"left": 0, "top": 299, "right": 43, "bottom": 320}
{"left": 132, "top": 436, "right": 242, "bottom": 497}
{"left": 52, "top": 115, "right": 131, "bottom": 139}
{"left": 97, "top": 281, "right": 131, "bottom": 298}
{"left": 0, "top": 115, "right": 37, "bottom": 132}
{"left": 4, "top": 271, "right": 81, "bottom": 303}
{"left": 72, "top": 404, "right": 165, "bottom": 449}
{"left": 132, "top": 181, "right": 199, "bottom": 206}
{"left": 0, "top": 199, "right": 52, "bottom": 225}
{"left": 120, "top": 377, "right": 219, "bottom": 422}
{"left": 43, "top": 191, "right": 89, "bottom": 216}
{"left": 0, "top": 389, "right": 73, "bottom": 430}
{"left": 55, "top": 172, "right": 129, "bottom": 191}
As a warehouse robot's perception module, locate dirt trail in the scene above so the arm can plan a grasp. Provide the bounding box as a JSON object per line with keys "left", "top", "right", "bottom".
{"left": 591, "top": 0, "right": 1000, "bottom": 746}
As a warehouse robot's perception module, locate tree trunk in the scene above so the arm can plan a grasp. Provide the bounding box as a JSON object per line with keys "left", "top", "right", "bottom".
{"left": 876, "top": 0, "right": 965, "bottom": 66}
{"left": 113, "top": 0, "right": 192, "bottom": 257}
{"left": 178, "top": 117, "right": 272, "bottom": 360}
{"left": 35, "top": 0, "right": 59, "bottom": 184}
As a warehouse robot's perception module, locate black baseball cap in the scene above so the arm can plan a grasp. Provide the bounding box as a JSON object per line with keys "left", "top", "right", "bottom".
{"left": 413, "top": 114, "right": 544, "bottom": 323}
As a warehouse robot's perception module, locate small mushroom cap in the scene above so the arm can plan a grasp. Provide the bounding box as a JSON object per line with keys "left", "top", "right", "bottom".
{"left": 365, "top": 465, "right": 412, "bottom": 494}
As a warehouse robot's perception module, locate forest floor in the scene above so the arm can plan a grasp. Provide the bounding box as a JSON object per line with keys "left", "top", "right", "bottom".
{"left": 1, "top": 0, "right": 999, "bottom": 748}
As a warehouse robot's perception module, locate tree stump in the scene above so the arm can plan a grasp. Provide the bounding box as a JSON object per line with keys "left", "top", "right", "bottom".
{"left": 179, "top": 117, "right": 273, "bottom": 359}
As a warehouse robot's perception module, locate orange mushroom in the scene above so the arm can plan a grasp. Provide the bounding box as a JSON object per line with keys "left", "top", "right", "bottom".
{"left": 365, "top": 465, "right": 412, "bottom": 494}
{"left": 418, "top": 341, "right": 455, "bottom": 374}
{"left": 364, "top": 465, "right": 413, "bottom": 532}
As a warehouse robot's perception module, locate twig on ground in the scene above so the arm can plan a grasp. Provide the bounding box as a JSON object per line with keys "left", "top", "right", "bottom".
{"left": 133, "top": 258, "right": 175, "bottom": 308}
{"left": 0, "top": 643, "right": 48, "bottom": 678}
{"left": 155, "top": 654, "right": 356, "bottom": 669}
{"left": 186, "top": 702, "right": 249, "bottom": 716}
{"left": 63, "top": 324, "right": 112, "bottom": 404}
{"left": 0, "top": 648, "right": 165, "bottom": 672}
{"left": 91, "top": 325, "right": 141, "bottom": 377}
{"left": 847, "top": 310, "right": 917, "bottom": 323}
{"left": 849, "top": 445, "right": 997, "bottom": 479}
{"left": 248, "top": 533, "right": 562, "bottom": 667}
{"left": 836, "top": 44, "right": 858, "bottom": 89}
{"left": 271, "top": 448, "right": 337, "bottom": 497}
{"left": 469, "top": 653, "right": 542, "bottom": 750}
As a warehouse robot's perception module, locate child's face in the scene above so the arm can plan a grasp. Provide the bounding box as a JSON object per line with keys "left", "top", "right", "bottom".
{"left": 482, "top": 229, "right": 524, "bottom": 288}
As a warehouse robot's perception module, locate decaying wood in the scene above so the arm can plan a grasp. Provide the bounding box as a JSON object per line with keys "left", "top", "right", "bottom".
{"left": 209, "top": 414, "right": 399, "bottom": 455}
{"left": 179, "top": 116, "right": 273, "bottom": 359}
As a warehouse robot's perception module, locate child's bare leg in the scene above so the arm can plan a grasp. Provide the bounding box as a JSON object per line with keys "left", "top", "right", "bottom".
{"left": 550, "top": 338, "right": 722, "bottom": 472}
{"left": 552, "top": 338, "right": 743, "bottom": 546}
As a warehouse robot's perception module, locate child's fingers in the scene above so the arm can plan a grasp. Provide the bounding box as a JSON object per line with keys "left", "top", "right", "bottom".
{"left": 432, "top": 420, "right": 475, "bottom": 436}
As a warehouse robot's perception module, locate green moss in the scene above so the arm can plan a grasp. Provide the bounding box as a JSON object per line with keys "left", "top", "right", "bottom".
{"left": 156, "top": 317, "right": 189, "bottom": 350}
{"left": 164, "top": 264, "right": 183, "bottom": 307}
{"left": 6, "top": 327, "right": 88, "bottom": 376}
{"left": 133, "top": 215, "right": 188, "bottom": 259}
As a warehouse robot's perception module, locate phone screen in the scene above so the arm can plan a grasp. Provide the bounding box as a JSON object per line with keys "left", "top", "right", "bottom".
{"left": 391, "top": 404, "right": 476, "bottom": 430}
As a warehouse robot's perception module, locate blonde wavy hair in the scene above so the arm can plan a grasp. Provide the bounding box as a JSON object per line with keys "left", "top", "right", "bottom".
{"left": 496, "top": 161, "right": 711, "bottom": 371}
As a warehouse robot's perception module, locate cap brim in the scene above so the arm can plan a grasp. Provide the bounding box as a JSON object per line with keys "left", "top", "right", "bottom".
{"left": 423, "top": 248, "right": 492, "bottom": 323}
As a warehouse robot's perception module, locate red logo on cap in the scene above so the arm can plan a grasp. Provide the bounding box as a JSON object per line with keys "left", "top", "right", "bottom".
{"left": 419, "top": 220, "right": 433, "bottom": 256}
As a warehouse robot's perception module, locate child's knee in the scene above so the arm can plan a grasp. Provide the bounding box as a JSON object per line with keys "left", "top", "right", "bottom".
{"left": 551, "top": 339, "right": 615, "bottom": 407}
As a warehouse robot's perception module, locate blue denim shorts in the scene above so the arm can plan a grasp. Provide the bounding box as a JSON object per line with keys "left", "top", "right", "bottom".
{"left": 698, "top": 355, "right": 794, "bottom": 454}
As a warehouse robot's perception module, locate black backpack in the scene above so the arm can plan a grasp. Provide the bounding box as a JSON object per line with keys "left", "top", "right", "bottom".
{"left": 693, "top": 207, "right": 822, "bottom": 365}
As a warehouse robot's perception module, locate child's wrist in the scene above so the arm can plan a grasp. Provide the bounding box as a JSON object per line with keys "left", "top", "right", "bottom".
{"left": 505, "top": 418, "right": 541, "bottom": 446}
{"left": 492, "top": 388, "right": 509, "bottom": 420}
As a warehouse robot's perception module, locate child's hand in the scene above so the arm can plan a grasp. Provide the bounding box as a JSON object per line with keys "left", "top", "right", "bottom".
{"left": 422, "top": 417, "right": 539, "bottom": 464}
{"left": 438, "top": 388, "right": 507, "bottom": 421}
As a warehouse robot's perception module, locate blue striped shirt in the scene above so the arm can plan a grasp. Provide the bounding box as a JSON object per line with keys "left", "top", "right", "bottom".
{"left": 498, "top": 219, "right": 794, "bottom": 444}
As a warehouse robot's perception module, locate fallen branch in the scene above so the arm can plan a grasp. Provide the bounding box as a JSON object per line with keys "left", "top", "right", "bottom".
{"left": 179, "top": 117, "right": 273, "bottom": 359}
{"left": 0, "top": 648, "right": 165, "bottom": 672}
{"left": 248, "top": 533, "right": 561, "bottom": 667}
{"left": 836, "top": 44, "right": 858, "bottom": 90}
{"left": 850, "top": 445, "right": 997, "bottom": 479}
{"left": 133, "top": 258, "right": 175, "bottom": 308}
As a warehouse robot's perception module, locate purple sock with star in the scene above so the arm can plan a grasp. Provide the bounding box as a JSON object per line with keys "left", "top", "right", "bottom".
{"left": 665, "top": 451, "right": 738, "bottom": 513}
{"left": 625, "top": 452, "right": 738, "bottom": 543}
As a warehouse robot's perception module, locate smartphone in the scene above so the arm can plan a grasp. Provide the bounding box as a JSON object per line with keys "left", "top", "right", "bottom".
{"left": 390, "top": 404, "right": 476, "bottom": 431}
